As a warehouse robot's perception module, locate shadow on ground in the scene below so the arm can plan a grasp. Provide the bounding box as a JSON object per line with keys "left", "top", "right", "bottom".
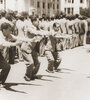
{"left": 4, "top": 82, "right": 42, "bottom": 94}
{"left": 37, "top": 75, "right": 61, "bottom": 79}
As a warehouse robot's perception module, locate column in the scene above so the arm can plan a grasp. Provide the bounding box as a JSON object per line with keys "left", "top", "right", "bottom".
{"left": 41, "top": 0, "right": 43, "bottom": 16}
{"left": 46, "top": 0, "right": 48, "bottom": 16}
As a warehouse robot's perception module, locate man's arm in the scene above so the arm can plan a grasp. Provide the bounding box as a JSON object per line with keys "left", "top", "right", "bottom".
{"left": 11, "top": 34, "right": 34, "bottom": 42}
{"left": 0, "top": 40, "right": 22, "bottom": 47}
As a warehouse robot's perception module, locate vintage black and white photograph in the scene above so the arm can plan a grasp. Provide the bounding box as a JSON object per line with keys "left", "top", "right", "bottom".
{"left": 0, "top": 0, "right": 90, "bottom": 100}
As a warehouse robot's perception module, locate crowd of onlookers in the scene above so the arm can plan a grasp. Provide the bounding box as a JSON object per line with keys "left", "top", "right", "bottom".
{"left": 0, "top": 10, "right": 90, "bottom": 87}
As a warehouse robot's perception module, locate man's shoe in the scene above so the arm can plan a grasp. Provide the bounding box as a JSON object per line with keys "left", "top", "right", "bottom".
{"left": 0, "top": 84, "right": 6, "bottom": 89}
{"left": 46, "top": 69, "right": 54, "bottom": 73}
{"left": 30, "top": 77, "right": 35, "bottom": 80}
{"left": 33, "top": 75, "right": 41, "bottom": 79}
{"left": 24, "top": 75, "right": 31, "bottom": 81}
{"left": 54, "top": 68, "right": 61, "bottom": 72}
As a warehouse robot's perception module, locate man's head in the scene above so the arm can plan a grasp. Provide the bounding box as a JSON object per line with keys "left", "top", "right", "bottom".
{"left": 75, "top": 14, "right": 79, "bottom": 19}
{"left": 31, "top": 17, "right": 39, "bottom": 27}
{"left": 0, "top": 10, "right": 6, "bottom": 18}
{"left": 5, "top": 13, "right": 13, "bottom": 21}
{"left": 53, "top": 22, "right": 60, "bottom": 32}
{"left": 1, "top": 23, "right": 12, "bottom": 37}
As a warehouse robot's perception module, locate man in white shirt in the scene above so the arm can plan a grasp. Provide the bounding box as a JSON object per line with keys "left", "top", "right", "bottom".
{"left": 45, "top": 22, "right": 62, "bottom": 73}
{"left": 79, "top": 16, "right": 88, "bottom": 46}
{"left": 0, "top": 23, "right": 21, "bottom": 87}
{"left": 16, "top": 15, "right": 25, "bottom": 61}
{"left": 21, "top": 17, "right": 43, "bottom": 81}
{"left": 58, "top": 16, "right": 68, "bottom": 50}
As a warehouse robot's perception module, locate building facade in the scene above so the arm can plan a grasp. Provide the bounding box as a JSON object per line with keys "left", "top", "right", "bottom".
{"left": 29, "top": 0, "right": 61, "bottom": 17}
{"left": 61, "top": 0, "right": 88, "bottom": 15}
{"left": 0, "top": 0, "right": 61, "bottom": 17}
{"left": 0, "top": 0, "right": 89, "bottom": 16}
{"left": 87, "top": 0, "right": 90, "bottom": 9}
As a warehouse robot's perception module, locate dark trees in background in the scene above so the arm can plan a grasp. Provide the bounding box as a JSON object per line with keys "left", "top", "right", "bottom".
{"left": 80, "top": 8, "right": 90, "bottom": 17}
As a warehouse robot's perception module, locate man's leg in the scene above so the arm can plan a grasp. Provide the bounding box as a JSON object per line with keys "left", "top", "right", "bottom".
{"left": 66, "top": 38, "right": 70, "bottom": 49}
{"left": 79, "top": 34, "right": 83, "bottom": 46}
{"left": 22, "top": 51, "right": 34, "bottom": 81}
{"left": 17, "top": 46, "right": 23, "bottom": 61}
{"left": 52, "top": 52, "right": 62, "bottom": 71}
{"left": 69, "top": 36, "right": 73, "bottom": 49}
{"left": 81, "top": 34, "right": 84, "bottom": 46}
{"left": 0, "top": 52, "right": 11, "bottom": 85}
{"left": 45, "top": 51, "right": 54, "bottom": 73}
{"left": 63, "top": 38, "right": 67, "bottom": 50}
{"left": 32, "top": 51, "right": 40, "bottom": 78}
{"left": 75, "top": 34, "right": 79, "bottom": 47}
{"left": 9, "top": 47, "right": 16, "bottom": 64}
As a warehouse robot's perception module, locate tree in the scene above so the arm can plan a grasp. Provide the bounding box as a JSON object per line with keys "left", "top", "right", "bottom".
{"left": 80, "top": 8, "right": 90, "bottom": 17}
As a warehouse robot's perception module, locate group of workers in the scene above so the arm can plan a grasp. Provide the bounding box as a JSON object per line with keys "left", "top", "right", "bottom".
{"left": 0, "top": 10, "right": 89, "bottom": 88}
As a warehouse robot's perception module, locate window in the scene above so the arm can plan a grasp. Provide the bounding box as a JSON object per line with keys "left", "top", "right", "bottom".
{"left": 67, "top": 8, "right": 70, "bottom": 14}
{"left": 37, "top": 1, "right": 40, "bottom": 8}
{"left": 80, "top": 0, "right": 83, "bottom": 3}
{"left": 80, "top": 7, "right": 83, "bottom": 14}
{"left": 72, "top": 8, "right": 74, "bottom": 14}
{"left": 43, "top": 2, "right": 45, "bottom": 9}
{"left": 65, "top": 0, "right": 67, "bottom": 3}
{"left": 53, "top": 4, "right": 55, "bottom": 9}
{"left": 64, "top": 8, "right": 66, "bottom": 13}
{"left": 31, "top": 0, "right": 34, "bottom": 5}
{"left": 57, "top": 4, "right": 59, "bottom": 9}
{"left": 0, "top": 0, "right": 3, "bottom": 4}
{"left": 72, "top": 0, "right": 74, "bottom": 3}
{"left": 48, "top": 3, "right": 50, "bottom": 9}
{"left": 68, "top": 0, "right": 71, "bottom": 3}
{"left": 89, "top": 1, "right": 90, "bottom": 8}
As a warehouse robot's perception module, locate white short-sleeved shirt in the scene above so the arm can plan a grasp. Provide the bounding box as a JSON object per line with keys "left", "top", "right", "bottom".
{"left": 16, "top": 19, "right": 25, "bottom": 37}
{"left": 0, "top": 31, "right": 12, "bottom": 50}
{"left": 59, "top": 18, "right": 67, "bottom": 34}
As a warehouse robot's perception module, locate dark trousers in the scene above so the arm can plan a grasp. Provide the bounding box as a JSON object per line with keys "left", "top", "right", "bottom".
{"left": 0, "top": 52, "right": 11, "bottom": 84}
{"left": 22, "top": 50, "right": 40, "bottom": 79}
{"left": 9, "top": 47, "right": 16, "bottom": 64}
{"left": 45, "top": 51, "right": 61, "bottom": 71}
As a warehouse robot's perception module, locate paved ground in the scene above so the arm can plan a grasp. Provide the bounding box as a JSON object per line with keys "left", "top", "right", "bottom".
{"left": 0, "top": 46, "right": 90, "bottom": 100}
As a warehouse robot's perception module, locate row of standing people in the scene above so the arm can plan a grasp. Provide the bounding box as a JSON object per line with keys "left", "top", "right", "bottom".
{"left": 15, "top": 13, "right": 88, "bottom": 81}
{"left": 0, "top": 11, "right": 89, "bottom": 87}
{"left": 0, "top": 11, "right": 62, "bottom": 85}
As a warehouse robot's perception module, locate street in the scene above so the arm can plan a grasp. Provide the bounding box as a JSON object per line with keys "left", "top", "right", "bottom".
{"left": 0, "top": 46, "right": 90, "bottom": 100}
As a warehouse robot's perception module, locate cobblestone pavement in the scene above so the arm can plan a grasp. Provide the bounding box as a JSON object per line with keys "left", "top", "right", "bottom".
{"left": 0, "top": 46, "right": 90, "bottom": 100}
